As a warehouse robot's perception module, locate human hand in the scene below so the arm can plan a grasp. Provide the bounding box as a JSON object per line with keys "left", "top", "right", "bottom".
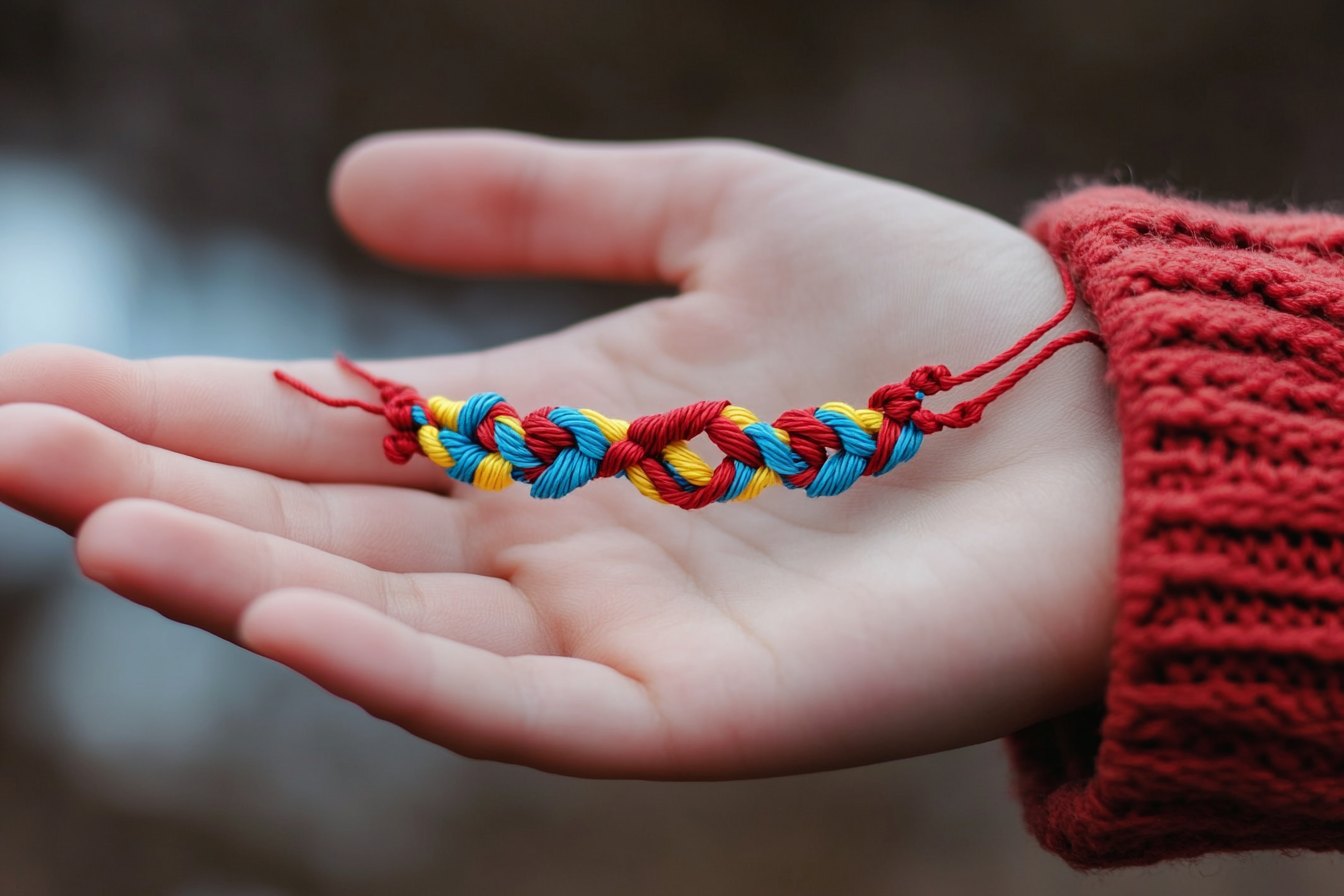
{"left": 0, "top": 133, "right": 1118, "bottom": 778}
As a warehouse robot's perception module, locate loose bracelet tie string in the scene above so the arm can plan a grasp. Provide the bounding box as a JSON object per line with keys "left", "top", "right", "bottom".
{"left": 276, "top": 270, "right": 1102, "bottom": 508}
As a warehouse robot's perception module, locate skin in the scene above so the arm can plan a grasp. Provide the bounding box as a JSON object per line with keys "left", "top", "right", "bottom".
{"left": 0, "top": 132, "right": 1120, "bottom": 779}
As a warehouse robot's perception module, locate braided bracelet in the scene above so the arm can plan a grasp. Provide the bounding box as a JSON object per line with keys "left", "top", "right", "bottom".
{"left": 277, "top": 278, "right": 1100, "bottom": 508}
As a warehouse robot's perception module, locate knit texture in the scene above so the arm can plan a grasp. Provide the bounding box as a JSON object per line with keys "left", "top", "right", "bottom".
{"left": 1010, "top": 186, "right": 1344, "bottom": 867}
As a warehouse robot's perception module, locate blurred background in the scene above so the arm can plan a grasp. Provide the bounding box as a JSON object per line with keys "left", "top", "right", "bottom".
{"left": 1, "top": 0, "right": 1343, "bottom": 893}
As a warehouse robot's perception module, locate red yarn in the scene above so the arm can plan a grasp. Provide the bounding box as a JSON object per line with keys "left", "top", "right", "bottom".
{"left": 1010, "top": 186, "right": 1344, "bottom": 867}
{"left": 274, "top": 356, "right": 434, "bottom": 464}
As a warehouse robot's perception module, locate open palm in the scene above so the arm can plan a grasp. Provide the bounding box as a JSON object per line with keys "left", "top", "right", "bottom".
{"left": 0, "top": 133, "right": 1118, "bottom": 778}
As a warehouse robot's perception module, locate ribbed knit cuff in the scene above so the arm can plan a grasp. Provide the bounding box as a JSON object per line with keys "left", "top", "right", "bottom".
{"left": 1009, "top": 186, "right": 1344, "bottom": 867}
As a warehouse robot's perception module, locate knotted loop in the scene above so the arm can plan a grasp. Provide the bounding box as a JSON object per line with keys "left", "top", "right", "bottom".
{"left": 867, "top": 381, "right": 923, "bottom": 422}
{"left": 911, "top": 402, "right": 983, "bottom": 434}
{"left": 383, "top": 431, "right": 422, "bottom": 464}
{"left": 383, "top": 391, "right": 426, "bottom": 432}
{"left": 904, "top": 364, "right": 956, "bottom": 397}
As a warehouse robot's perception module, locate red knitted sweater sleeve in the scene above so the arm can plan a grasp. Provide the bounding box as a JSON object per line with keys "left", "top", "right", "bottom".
{"left": 1009, "top": 186, "right": 1344, "bottom": 868}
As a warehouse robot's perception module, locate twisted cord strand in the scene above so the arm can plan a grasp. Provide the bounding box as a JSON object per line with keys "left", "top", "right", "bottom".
{"left": 941, "top": 262, "right": 1083, "bottom": 388}
{"left": 275, "top": 269, "right": 1100, "bottom": 507}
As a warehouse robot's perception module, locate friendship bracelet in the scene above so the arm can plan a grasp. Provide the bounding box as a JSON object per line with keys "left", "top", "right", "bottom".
{"left": 276, "top": 274, "right": 1101, "bottom": 508}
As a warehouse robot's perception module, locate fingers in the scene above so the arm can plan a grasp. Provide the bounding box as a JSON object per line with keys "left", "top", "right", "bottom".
{"left": 76, "top": 499, "right": 547, "bottom": 655}
{"left": 0, "top": 402, "right": 493, "bottom": 572}
{"left": 331, "top": 130, "right": 781, "bottom": 283}
{"left": 240, "top": 588, "right": 668, "bottom": 777}
{"left": 0, "top": 343, "right": 617, "bottom": 487}
{"left": 0, "top": 298, "right": 748, "bottom": 490}
{"left": 0, "top": 345, "right": 458, "bottom": 487}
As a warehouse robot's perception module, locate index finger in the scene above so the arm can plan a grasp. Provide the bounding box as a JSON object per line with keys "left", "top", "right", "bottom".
{"left": 0, "top": 343, "right": 531, "bottom": 488}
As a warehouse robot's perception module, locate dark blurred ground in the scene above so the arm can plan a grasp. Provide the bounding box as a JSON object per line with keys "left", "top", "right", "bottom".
{"left": 3, "top": 1, "right": 1344, "bottom": 894}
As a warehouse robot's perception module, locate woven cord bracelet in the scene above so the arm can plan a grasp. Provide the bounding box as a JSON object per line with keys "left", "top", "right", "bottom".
{"left": 276, "top": 272, "right": 1102, "bottom": 508}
